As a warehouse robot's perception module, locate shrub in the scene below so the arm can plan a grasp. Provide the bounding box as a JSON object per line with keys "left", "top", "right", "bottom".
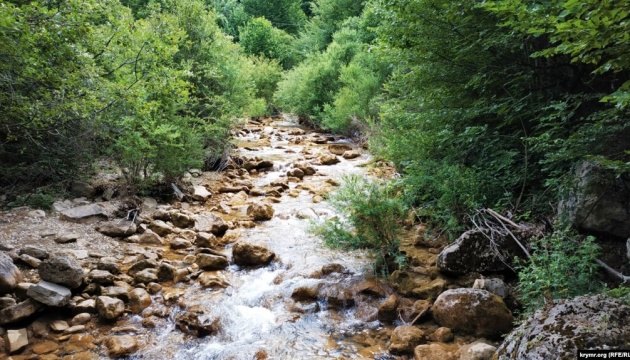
{"left": 312, "top": 175, "right": 408, "bottom": 275}
{"left": 239, "top": 17, "right": 298, "bottom": 69}
{"left": 516, "top": 228, "right": 603, "bottom": 314}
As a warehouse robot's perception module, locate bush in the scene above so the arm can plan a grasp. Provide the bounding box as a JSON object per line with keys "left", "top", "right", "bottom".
{"left": 239, "top": 17, "right": 298, "bottom": 69}
{"left": 516, "top": 228, "right": 603, "bottom": 314}
{"left": 312, "top": 175, "right": 408, "bottom": 275}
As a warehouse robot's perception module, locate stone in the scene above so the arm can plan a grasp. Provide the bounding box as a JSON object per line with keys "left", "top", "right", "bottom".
{"left": 32, "top": 340, "right": 59, "bottom": 354}
{"left": 321, "top": 263, "right": 347, "bottom": 275}
{"left": 497, "top": 295, "right": 630, "bottom": 359}
{"left": 221, "top": 230, "right": 242, "bottom": 244}
{"left": 96, "top": 220, "right": 137, "bottom": 237}
{"left": 389, "top": 325, "right": 426, "bottom": 355}
{"left": 55, "top": 233, "right": 80, "bottom": 244}
{"left": 96, "top": 296, "right": 125, "bottom": 321}
{"left": 128, "top": 288, "right": 152, "bottom": 314}
{"left": 104, "top": 335, "right": 139, "bottom": 357}
{"left": 175, "top": 307, "right": 220, "bottom": 337}
{"left": 377, "top": 295, "right": 399, "bottom": 323}
{"left": 291, "top": 284, "right": 321, "bottom": 302}
{"left": 458, "top": 341, "right": 497, "bottom": 360}
{"left": 50, "top": 320, "right": 69, "bottom": 332}
{"left": 148, "top": 220, "right": 173, "bottom": 236}
{"left": 328, "top": 143, "right": 352, "bottom": 155}
{"left": 195, "top": 254, "right": 229, "bottom": 271}
{"left": 19, "top": 254, "right": 41, "bottom": 268}
{"left": 169, "top": 237, "right": 193, "bottom": 250}
{"left": 19, "top": 245, "right": 48, "bottom": 259}
{"left": 139, "top": 229, "right": 164, "bottom": 245}
{"left": 157, "top": 263, "right": 177, "bottom": 282}
{"left": 196, "top": 232, "right": 217, "bottom": 248}
{"left": 0, "top": 297, "right": 16, "bottom": 309}
{"left": 429, "top": 327, "right": 454, "bottom": 343}
{"left": 64, "top": 325, "right": 86, "bottom": 334}
{"left": 294, "top": 162, "right": 316, "bottom": 176}
{"left": 39, "top": 254, "right": 85, "bottom": 289}
{"left": 171, "top": 212, "right": 195, "bottom": 228}
{"left": 319, "top": 284, "right": 355, "bottom": 309}
{"left": 356, "top": 278, "right": 390, "bottom": 297}
{"left": 74, "top": 299, "right": 97, "bottom": 314}
{"left": 101, "top": 286, "right": 129, "bottom": 301}
{"left": 27, "top": 281, "right": 71, "bottom": 306}
{"left": 87, "top": 269, "right": 114, "bottom": 285}
{"left": 287, "top": 168, "right": 305, "bottom": 180}
{"left": 0, "top": 299, "right": 42, "bottom": 325}
{"left": 198, "top": 272, "right": 230, "bottom": 289}
{"left": 97, "top": 258, "right": 121, "bottom": 275}
{"left": 232, "top": 242, "right": 275, "bottom": 267}
{"left": 28, "top": 209, "right": 46, "bottom": 218}
{"left": 437, "top": 229, "right": 527, "bottom": 275}
{"left": 71, "top": 313, "right": 92, "bottom": 326}
{"left": 472, "top": 278, "right": 510, "bottom": 299}
{"left": 411, "top": 278, "right": 447, "bottom": 300}
{"left": 127, "top": 259, "right": 158, "bottom": 277}
{"left": 0, "top": 252, "right": 22, "bottom": 294}
{"left": 318, "top": 153, "right": 340, "bottom": 165}
{"left": 559, "top": 161, "right": 630, "bottom": 238}
{"left": 134, "top": 269, "right": 159, "bottom": 284}
{"left": 414, "top": 344, "right": 456, "bottom": 360}
{"left": 60, "top": 204, "right": 109, "bottom": 223}
{"left": 194, "top": 213, "right": 228, "bottom": 236}
{"left": 70, "top": 181, "right": 96, "bottom": 198}
{"left": 342, "top": 150, "right": 361, "bottom": 159}
{"left": 246, "top": 202, "right": 274, "bottom": 221}
{"left": 431, "top": 288, "right": 513, "bottom": 338}
{"left": 192, "top": 185, "right": 212, "bottom": 202}
{"left": 5, "top": 328, "right": 28, "bottom": 353}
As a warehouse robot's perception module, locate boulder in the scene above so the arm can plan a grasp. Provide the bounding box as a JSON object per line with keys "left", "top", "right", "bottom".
{"left": 19, "top": 245, "right": 48, "bottom": 259}
{"left": 0, "top": 252, "right": 22, "bottom": 294}
{"left": 198, "top": 272, "right": 230, "bottom": 289}
{"left": 175, "top": 307, "right": 220, "bottom": 337}
{"left": 96, "top": 220, "right": 136, "bottom": 237}
{"left": 127, "top": 259, "right": 158, "bottom": 277}
{"left": 38, "top": 254, "right": 85, "bottom": 289}
{"left": 134, "top": 269, "right": 159, "bottom": 284}
{"left": 171, "top": 212, "right": 195, "bottom": 228}
{"left": 318, "top": 153, "right": 340, "bottom": 165}
{"left": 414, "top": 343, "right": 456, "bottom": 360}
{"left": 328, "top": 144, "right": 352, "bottom": 155}
{"left": 157, "top": 263, "right": 177, "bottom": 282}
{"left": 472, "top": 278, "right": 510, "bottom": 299}
{"left": 192, "top": 185, "right": 212, "bottom": 202}
{"left": 291, "top": 284, "right": 321, "bottom": 302}
{"left": 389, "top": 325, "right": 426, "bottom": 354}
{"left": 139, "top": 229, "right": 164, "bottom": 245}
{"left": 431, "top": 288, "right": 513, "bottom": 338}
{"left": 88, "top": 269, "right": 114, "bottom": 285}
{"left": 128, "top": 288, "right": 152, "bottom": 314}
{"left": 232, "top": 242, "right": 275, "bottom": 267}
{"left": 60, "top": 204, "right": 109, "bottom": 223}
{"left": 294, "top": 162, "right": 316, "bottom": 176}
{"left": 377, "top": 294, "right": 399, "bottom": 323}
{"left": 342, "top": 150, "right": 361, "bottom": 159}
{"left": 246, "top": 202, "right": 274, "bottom": 221}
{"left": 169, "top": 237, "right": 193, "bottom": 250}
{"left": 104, "top": 335, "right": 139, "bottom": 357}
{"left": 559, "top": 162, "right": 630, "bottom": 238}
{"left": 195, "top": 254, "right": 229, "bottom": 271}
{"left": 319, "top": 284, "right": 355, "bottom": 309}
{"left": 148, "top": 220, "right": 173, "bottom": 236}
{"left": 196, "top": 232, "right": 217, "bottom": 248}
{"left": 5, "top": 328, "right": 28, "bottom": 354}
{"left": 194, "top": 213, "right": 228, "bottom": 236}
{"left": 429, "top": 327, "right": 454, "bottom": 343}
{"left": 97, "top": 258, "right": 121, "bottom": 275}
{"left": 497, "top": 295, "right": 630, "bottom": 359}
{"left": 0, "top": 299, "right": 42, "bottom": 325}
{"left": 26, "top": 281, "right": 71, "bottom": 306}
{"left": 436, "top": 229, "right": 526, "bottom": 275}
{"left": 96, "top": 296, "right": 125, "bottom": 321}
{"left": 287, "top": 168, "right": 305, "bottom": 180}
{"left": 458, "top": 341, "right": 497, "bottom": 360}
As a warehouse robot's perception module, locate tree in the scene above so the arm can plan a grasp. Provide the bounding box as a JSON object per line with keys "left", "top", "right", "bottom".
{"left": 241, "top": 0, "right": 307, "bottom": 34}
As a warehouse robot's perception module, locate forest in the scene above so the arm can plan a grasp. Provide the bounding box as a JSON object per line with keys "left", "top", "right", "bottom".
{"left": 1, "top": 0, "right": 629, "bottom": 310}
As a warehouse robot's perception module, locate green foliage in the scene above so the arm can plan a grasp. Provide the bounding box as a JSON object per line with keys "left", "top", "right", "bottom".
{"left": 7, "top": 190, "right": 56, "bottom": 210}
{"left": 312, "top": 175, "right": 408, "bottom": 275}
{"left": 606, "top": 286, "right": 630, "bottom": 305}
{"left": 239, "top": 17, "right": 298, "bottom": 69}
{"left": 244, "top": 56, "right": 283, "bottom": 112}
{"left": 516, "top": 228, "right": 602, "bottom": 313}
{"left": 205, "top": 0, "right": 250, "bottom": 39}
{"left": 241, "top": 0, "right": 306, "bottom": 34}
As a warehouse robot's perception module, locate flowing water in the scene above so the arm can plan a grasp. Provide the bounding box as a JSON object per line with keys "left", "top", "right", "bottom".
{"left": 128, "top": 116, "right": 391, "bottom": 359}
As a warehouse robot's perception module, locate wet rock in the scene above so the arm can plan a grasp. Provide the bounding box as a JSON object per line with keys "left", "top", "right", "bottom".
{"left": 291, "top": 284, "right": 321, "bottom": 302}
{"left": 171, "top": 212, "right": 195, "bottom": 228}
{"left": 294, "top": 162, "right": 316, "bottom": 176}
{"left": 196, "top": 232, "right": 217, "bottom": 248}
{"left": 97, "top": 258, "right": 121, "bottom": 275}
{"left": 147, "top": 283, "right": 162, "bottom": 294}
{"left": 356, "top": 278, "right": 390, "bottom": 297}
{"left": 128, "top": 288, "right": 152, "bottom": 314}
{"left": 321, "top": 263, "right": 347, "bottom": 275}
{"left": 88, "top": 270, "right": 114, "bottom": 285}
{"left": 39, "top": 254, "right": 85, "bottom": 289}
{"left": 26, "top": 281, "right": 71, "bottom": 306}
{"left": 195, "top": 254, "right": 229, "bottom": 271}
{"left": 431, "top": 288, "right": 513, "bottom": 338}
{"left": 0, "top": 269, "right": 16, "bottom": 295}
{"left": 139, "top": 229, "right": 164, "bottom": 245}
{"left": 101, "top": 286, "right": 129, "bottom": 301}
{"left": 199, "top": 272, "right": 230, "bottom": 289}
{"left": 50, "top": 319, "right": 69, "bottom": 332}
{"left": 134, "top": 268, "right": 159, "bottom": 284}
{"left": 0, "top": 299, "right": 42, "bottom": 325}
{"left": 71, "top": 313, "right": 92, "bottom": 326}
{"left": 157, "top": 263, "right": 177, "bottom": 282}
{"left": 497, "top": 294, "right": 630, "bottom": 359}
{"left": 127, "top": 259, "right": 158, "bottom": 277}
{"left": 328, "top": 144, "right": 352, "bottom": 155}
{"left": 287, "top": 168, "right": 304, "bottom": 180}
{"left": 148, "top": 220, "right": 173, "bottom": 237}
{"left": 437, "top": 229, "right": 527, "bottom": 275}
{"left": 400, "top": 299, "right": 431, "bottom": 324}
{"left": 319, "top": 285, "right": 355, "bottom": 309}
{"left": 96, "top": 296, "right": 125, "bottom": 321}
{"left": 19, "top": 253, "right": 41, "bottom": 268}
{"left": 342, "top": 150, "right": 361, "bottom": 159}
{"left": 60, "top": 204, "right": 109, "bottom": 223}
{"left": 411, "top": 278, "right": 447, "bottom": 300}
{"left": 32, "top": 340, "right": 59, "bottom": 355}
{"left": 5, "top": 328, "right": 28, "bottom": 354}
{"left": 64, "top": 324, "right": 86, "bottom": 334}
{"left": 0, "top": 297, "right": 16, "bottom": 309}
{"left": 175, "top": 307, "right": 220, "bottom": 337}
{"left": 19, "top": 245, "right": 48, "bottom": 259}
{"left": 318, "top": 153, "right": 340, "bottom": 165}
{"left": 232, "top": 242, "right": 275, "bottom": 267}
{"left": 414, "top": 343, "right": 456, "bottom": 360}
{"left": 55, "top": 232, "right": 79, "bottom": 244}
{"left": 429, "top": 327, "right": 454, "bottom": 343}
{"left": 458, "top": 341, "right": 497, "bottom": 360}
{"left": 192, "top": 185, "right": 212, "bottom": 202}
{"left": 472, "top": 278, "right": 510, "bottom": 299}
{"left": 377, "top": 295, "right": 398, "bottom": 323}
{"left": 104, "top": 335, "right": 139, "bottom": 357}
{"left": 246, "top": 202, "right": 274, "bottom": 221}
{"left": 194, "top": 213, "right": 228, "bottom": 236}
{"left": 96, "top": 220, "right": 137, "bottom": 237}
{"left": 389, "top": 325, "right": 426, "bottom": 354}
{"left": 169, "top": 237, "right": 193, "bottom": 249}
{"left": 74, "top": 299, "right": 97, "bottom": 314}
{"left": 229, "top": 191, "right": 249, "bottom": 205}
{"left": 152, "top": 208, "right": 171, "bottom": 221}
{"left": 221, "top": 229, "right": 242, "bottom": 244}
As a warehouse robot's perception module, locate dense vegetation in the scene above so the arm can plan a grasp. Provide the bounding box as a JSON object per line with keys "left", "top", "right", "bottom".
{"left": 2, "top": 0, "right": 628, "bottom": 308}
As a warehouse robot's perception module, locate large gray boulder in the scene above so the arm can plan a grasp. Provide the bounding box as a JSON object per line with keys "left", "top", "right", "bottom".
{"left": 559, "top": 162, "right": 630, "bottom": 238}
{"left": 38, "top": 254, "right": 85, "bottom": 289}
{"left": 26, "top": 281, "right": 71, "bottom": 306}
{"left": 0, "top": 252, "right": 22, "bottom": 294}
{"left": 497, "top": 294, "right": 630, "bottom": 360}
{"left": 60, "top": 203, "right": 109, "bottom": 223}
{"left": 431, "top": 288, "right": 513, "bottom": 338}
{"left": 437, "top": 229, "right": 526, "bottom": 275}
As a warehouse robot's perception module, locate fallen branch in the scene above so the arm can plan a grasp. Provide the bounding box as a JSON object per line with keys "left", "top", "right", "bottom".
{"left": 595, "top": 259, "right": 630, "bottom": 283}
